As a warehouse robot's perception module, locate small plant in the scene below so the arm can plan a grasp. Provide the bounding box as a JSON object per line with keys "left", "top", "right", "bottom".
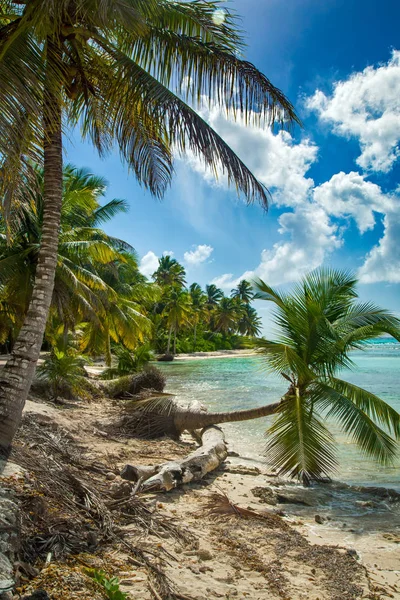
{"left": 84, "top": 568, "right": 129, "bottom": 600}
{"left": 101, "top": 343, "right": 154, "bottom": 380}
{"left": 37, "top": 348, "right": 89, "bottom": 403}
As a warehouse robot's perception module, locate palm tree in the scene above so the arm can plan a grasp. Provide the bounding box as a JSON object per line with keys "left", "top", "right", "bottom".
{"left": 0, "top": 0, "right": 299, "bottom": 450}
{"left": 0, "top": 165, "right": 131, "bottom": 343}
{"left": 213, "top": 296, "right": 240, "bottom": 335}
{"left": 153, "top": 256, "right": 186, "bottom": 288}
{"left": 231, "top": 279, "right": 253, "bottom": 304}
{"left": 189, "top": 283, "right": 207, "bottom": 350}
{"left": 205, "top": 284, "right": 223, "bottom": 309}
{"left": 163, "top": 287, "right": 192, "bottom": 355}
{"left": 254, "top": 269, "right": 400, "bottom": 485}
{"left": 238, "top": 304, "right": 262, "bottom": 337}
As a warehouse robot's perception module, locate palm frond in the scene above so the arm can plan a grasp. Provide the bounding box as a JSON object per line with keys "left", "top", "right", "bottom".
{"left": 313, "top": 381, "right": 399, "bottom": 466}
{"left": 266, "top": 389, "right": 337, "bottom": 485}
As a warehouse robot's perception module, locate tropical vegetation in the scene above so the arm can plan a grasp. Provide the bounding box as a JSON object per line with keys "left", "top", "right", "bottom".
{"left": 0, "top": 164, "right": 263, "bottom": 375}
{"left": 254, "top": 269, "right": 400, "bottom": 484}
{"left": 0, "top": 0, "right": 298, "bottom": 450}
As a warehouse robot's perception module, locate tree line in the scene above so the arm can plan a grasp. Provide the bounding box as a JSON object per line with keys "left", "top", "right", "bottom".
{"left": 0, "top": 165, "right": 263, "bottom": 363}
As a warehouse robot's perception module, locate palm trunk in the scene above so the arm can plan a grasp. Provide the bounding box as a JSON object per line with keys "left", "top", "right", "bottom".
{"left": 174, "top": 401, "right": 281, "bottom": 433}
{"left": 166, "top": 325, "right": 172, "bottom": 354}
{"left": 0, "top": 39, "right": 63, "bottom": 452}
{"left": 193, "top": 322, "right": 197, "bottom": 351}
{"left": 105, "top": 330, "right": 112, "bottom": 367}
{"left": 173, "top": 328, "right": 177, "bottom": 355}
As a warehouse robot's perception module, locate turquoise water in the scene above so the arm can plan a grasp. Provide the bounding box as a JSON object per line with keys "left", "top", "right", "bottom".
{"left": 160, "top": 342, "right": 400, "bottom": 491}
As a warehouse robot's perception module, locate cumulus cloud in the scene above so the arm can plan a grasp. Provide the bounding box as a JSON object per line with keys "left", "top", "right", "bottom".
{"left": 184, "top": 105, "right": 318, "bottom": 207}
{"left": 359, "top": 206, "right": 400, "bottom": 283}
{"left": 184, "top": 244, "right": 214, "bottom": 265}
{"left": 210, "top": 273, "right": 237, "bottom": 290}
{"left": 139, "top": 251, "right": 159, "bottom": 278}
{"left": 307, "top": 50, "right": 400, "bottom": 173}
{"left": 313, "top": 171, "right": 394, "bottom": 233}
{"left": 240, "top": 204, "right": 341, "bottom": 286}
{"left": 211, "top": 204, "right": 340, "bottom": 288}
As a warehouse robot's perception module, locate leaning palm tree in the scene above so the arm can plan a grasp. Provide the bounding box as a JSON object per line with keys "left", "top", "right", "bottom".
{"left": 254, "top": 269, "right": 400, "bottom": 484}
{"left": 0, "top": 1, "right": 299, "bottom": 450}
{"left": 238, "top": 304, "right": 262, "bottom": 337}
{"left": 121, "top": 270, "right": 400, "bottom": 485}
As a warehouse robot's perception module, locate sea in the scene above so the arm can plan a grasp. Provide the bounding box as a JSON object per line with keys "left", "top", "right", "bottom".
{"left": 159, "top": 340, "right": 400, "bottom": 531}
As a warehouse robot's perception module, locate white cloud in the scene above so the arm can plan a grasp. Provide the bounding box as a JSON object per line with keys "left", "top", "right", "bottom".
{"left": 211, "top": 204, "right": 340, "bottom": 288}
{"left": 139, "top": 251, "right": 159, "bottom": 278}
{"left": 184, "top": 105, "right": 318, "bottom": 207}
{"left": 313, "top": 171, "right": 394, "bottom": 233}
{"left": 184, "top": 244, "right": 214, "bottom": 265}
{"left": 162, "top": 250, "right": 174, "bottom": 257}
{"left": 359, "top": 207, "right": 400, "bottom": 283}
{"left": 240, "top": 204, "right": 341, "bottom": 286}
{"left": 210, "top": 273, "right": 237, "bottom": 290}
{"left": 308, "top": 50, "right": 400, "bottom": 173}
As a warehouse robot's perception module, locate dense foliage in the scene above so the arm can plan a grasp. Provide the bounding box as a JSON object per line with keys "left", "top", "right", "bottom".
{"left": 0, "top": 165, "right": 263, "bottom": 369}
{"left": 255, "top": 269, "right": 400, "bottom": 484}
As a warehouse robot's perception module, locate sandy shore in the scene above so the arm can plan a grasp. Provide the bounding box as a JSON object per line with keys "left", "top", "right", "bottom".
{"left": 173, "top": 349, "right": 258, "bottom": 361}
{"left": 3, "top": 397, "right": 397, "bottom": 600}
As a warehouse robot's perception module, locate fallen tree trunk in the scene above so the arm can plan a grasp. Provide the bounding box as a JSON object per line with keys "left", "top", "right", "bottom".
{"left": 121, "top": 426, "right": 228, "bottom": 492}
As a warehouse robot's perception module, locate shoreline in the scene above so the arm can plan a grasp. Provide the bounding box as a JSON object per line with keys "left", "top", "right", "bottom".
{"left": 173, "top": 349, "right": 258, "bottom": 361}
{"left": 5, "top": 397, "right": 398, "bottom": 599}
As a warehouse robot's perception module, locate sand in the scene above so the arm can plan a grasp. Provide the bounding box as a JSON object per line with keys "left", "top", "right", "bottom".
{"left": 4, "top": 397, "right": 399, "bottom": 600}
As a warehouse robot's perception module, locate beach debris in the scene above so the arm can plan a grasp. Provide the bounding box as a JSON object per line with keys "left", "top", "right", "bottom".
{"left": 314, "top": 514, "right": 325, "bottom": 524}
{"left": 223, "top": 465, "right": 261, "bottom": 476}
{"left": 98, "top": 366, "right": 166, "bottom": 399}
{"left": 121, "top": 426, "right": 228, "bottom": 492}
{"left": 251, "top": 486, "right": 311, "bottom": 506}
{"left": 9, "top": 415, "right": 197, "bottom": 600}
{"left": 202, "top": 489, "right": 285, "bottom": 526}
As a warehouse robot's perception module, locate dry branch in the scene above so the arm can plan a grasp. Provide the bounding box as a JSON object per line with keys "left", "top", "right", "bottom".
{"left": 121, "top": 426, "right": 228, "bottom": 492}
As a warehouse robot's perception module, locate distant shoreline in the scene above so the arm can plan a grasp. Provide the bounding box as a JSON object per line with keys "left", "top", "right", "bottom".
{"left": 173, "top": 349, "right": 258, "bottom": 361}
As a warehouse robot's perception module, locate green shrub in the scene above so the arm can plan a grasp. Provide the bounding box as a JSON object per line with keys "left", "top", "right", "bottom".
{"left": 84, "top": 568, "right": 128, "bottom": 600}
{"left": 37, "top": 349, "right": 90, "bottom": 402}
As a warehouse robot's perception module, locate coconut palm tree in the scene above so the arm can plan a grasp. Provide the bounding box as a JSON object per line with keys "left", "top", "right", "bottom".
{"left": 254, "top": 269, "right": 400, "bottom": 484}
{"left": 153, "top": 256, "right": 186, "bottom": 288}
{"left": 163, "top": 287, "right": 192, "bottom": 355}
{"left": 205, "top": 284, "right": 223, "bottom": 309}
{"left": 213, "top": 296, "right": 240, "bottom": 334}
{"left": 0, "top": 165, "right": 129, "bottom": 343}
{"left": 238, "top": 304, "right": 262, "bottom": 337}
{"left": 231, "top": 279, "right": 253, "bottom": 304}
{"left": 189, "top": 282, "right": 207, "bottom": 350}
{"left": 0, "top": 0, "right": 299, "bottom": 450}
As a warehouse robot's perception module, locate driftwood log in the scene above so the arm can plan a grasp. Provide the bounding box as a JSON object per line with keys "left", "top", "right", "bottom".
{"left": 121, "top": 426, "right": 228, "bottom": 492}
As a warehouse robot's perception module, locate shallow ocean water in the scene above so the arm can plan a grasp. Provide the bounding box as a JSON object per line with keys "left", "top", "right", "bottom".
{"left": 160, "top": 342, "right": 400, "bottom": 489}
{"left": 159, "top": 342, "right": 400, "bottom": 530}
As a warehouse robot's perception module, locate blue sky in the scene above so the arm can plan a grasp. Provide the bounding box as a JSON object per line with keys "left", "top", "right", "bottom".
{"left": 64, "top": 0, "right": 400, "bottom": 334}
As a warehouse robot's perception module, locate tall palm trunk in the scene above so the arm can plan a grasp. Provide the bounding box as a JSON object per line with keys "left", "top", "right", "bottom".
{"left": 173, "top": 327, "right": 177, "bottom": 355}
{"left": 193, "top": 321, "right": 197, "bottom": 351}
{"left": 0, "top": 39, "right": 63, "bottom": 453}
{"left": 166, "top": 325, "right": 173, "bottom": 354}
{"left": 174, "top": 400, "right": 282, "bottom": 433}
